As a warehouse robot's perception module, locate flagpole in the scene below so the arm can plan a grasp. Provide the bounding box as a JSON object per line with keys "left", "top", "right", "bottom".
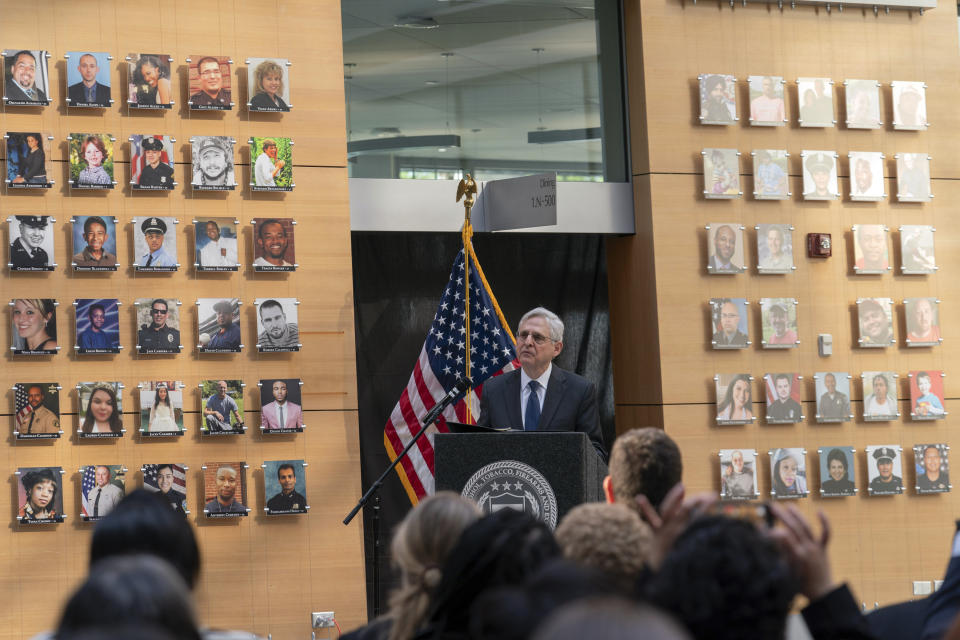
{"left": 457, "top": 175, "right": 478, "bottom": 423}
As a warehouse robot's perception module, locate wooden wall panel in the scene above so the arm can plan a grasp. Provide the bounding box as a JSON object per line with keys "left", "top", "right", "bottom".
{"left": 0, "top": 2, "right": 363, "bottom": 638}
{"left": 615, "top": 0, "right": 960, "bottom": 607}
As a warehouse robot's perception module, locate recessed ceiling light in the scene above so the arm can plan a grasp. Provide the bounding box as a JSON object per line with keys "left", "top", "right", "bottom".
{"left": 425, "top": 80, "right": 439, "bottom": 86}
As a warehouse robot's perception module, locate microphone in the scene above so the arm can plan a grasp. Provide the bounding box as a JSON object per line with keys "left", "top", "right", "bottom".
{"left": 419, "top": 377, "right": 473, "bottom": 428}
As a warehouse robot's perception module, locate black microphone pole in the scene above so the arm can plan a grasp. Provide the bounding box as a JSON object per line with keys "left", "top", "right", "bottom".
{"left": 343, "top": 376, "right": 472, "bottom": 526}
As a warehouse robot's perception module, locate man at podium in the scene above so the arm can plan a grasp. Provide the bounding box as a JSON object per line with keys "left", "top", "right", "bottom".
{"left": 477, "top": 307, "right": 607, "bottom": 461}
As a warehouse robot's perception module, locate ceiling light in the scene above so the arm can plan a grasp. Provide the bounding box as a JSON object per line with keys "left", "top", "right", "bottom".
{"left": 394, "top": 16, "right": 439, "bottom": 28}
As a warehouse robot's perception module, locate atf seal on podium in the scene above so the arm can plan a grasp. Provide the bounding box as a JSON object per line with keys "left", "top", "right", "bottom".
{"left": 461, "top": 460, "right": 558, "bottom": 529}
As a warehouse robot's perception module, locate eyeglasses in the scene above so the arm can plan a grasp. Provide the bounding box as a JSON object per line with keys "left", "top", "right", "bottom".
{"left": 151, "top": 308, "right": 168, "bottom": 315}
{"left": 517, "top": 331, "right": 553, "bottom": 345}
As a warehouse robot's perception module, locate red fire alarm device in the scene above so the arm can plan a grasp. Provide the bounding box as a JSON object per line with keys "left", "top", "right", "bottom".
{"left": 807, "top": 233, "right": 832, "bottom": 258}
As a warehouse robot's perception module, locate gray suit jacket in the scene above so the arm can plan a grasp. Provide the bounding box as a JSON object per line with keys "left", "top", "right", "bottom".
{"left": 477, "top": 365, "right": 607, "bottom": 461}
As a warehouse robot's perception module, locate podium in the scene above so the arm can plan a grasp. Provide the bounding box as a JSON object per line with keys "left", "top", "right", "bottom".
{"left": 434, "top": 431, "right": 608, "bottom": 529}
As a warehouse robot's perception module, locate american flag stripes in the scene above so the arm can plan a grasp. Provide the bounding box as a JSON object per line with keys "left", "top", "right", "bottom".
{"left": 383, "top": 247, "right": 517, "bottom": 504}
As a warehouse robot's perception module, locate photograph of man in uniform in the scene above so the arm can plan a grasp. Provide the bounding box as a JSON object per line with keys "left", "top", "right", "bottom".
{"left": 204, "top": 464, "right": 247, "bottom": 516}
{"left": 76, "top": 298, "right": 120, "bottom": 353}
{"left": 797, "top": 77, "right": 833, "bottom": 127}
{"left": 901, "top": 225, "right": 937, "bottom": 274}
{"left": 720, "top": 449, "right": 756, "bottom": 500}
{"left": 752, "top": 150, "right": 788, "bottom": 199}
{"left": 868, "top": 446, "right": 903, "bottom": 495}
{"left": 191, "top": 136, "right": 235, "bottom": 190}
{"left": 82, "top": 464, "right": 124, "bottom": 520}
{"left": 862, "top": 372, "right": 898, "bottom": 420}
{"left": 710, "top": 298, "right": 748, "bottom": 348}
{"left": 699, "top": 74, "right": 735, "bottom": 124}
{"left": 143, "top": 463, "right": 187, "bottom": 516}
{"left": 256, "top": 298, "right": 300, "bottom": 351}
{"left": 66, "top": 52, "right": 110, "bottom": 107}
{"left": 854, "top": 225, "right": 889, "bottom": 273}
{"left": 201, "top": 380, "right": 244, "bottom": 434}
{"left": 820, "top": 447, "right": 856, "bottom": 497}
{"left": 893, "top": 81, "right": 927, "bottom": 130}
{"left": 265, "top": 461, "right": 308, "bottom": 515}
{"left": 703, "top": 148, "right": 739, "bottom": 198}
{"left": 15, "top": 383, "right": 60, "bottom": 438}
{"left": 136, "top": 298, "right": 181, "bottom": 354}
{"left": 4, "top": 50, "right": 48, "bottom": 105}
{"left": 195, "top": 218, "right": 238, "bottom": 271}
{"left": 816, "top": 372, "right": 851, "bottom": 422}
{"left": 706, "top": 224, "right": 742, "bottom": 274}
{"left": 188, "top": 56, "right": 231, "bottom": 110}
{"left": 765, "top": 373, "right": 802, "bottom": 423}
{"left": 6, "top": 132, "right": 49, "bottom": 186}
{"left": 897, "top": 153, "right": 931, "bottom": 202}
{"left": 253, "top": 218, "right": 296, "bottom": 270}
{"left": 17, "top": 467, "right": 64, "bottom": 523}
{"left": 131, "top": 135, "right": 175, "bottom": 190}
{"left": 915, "top": 444, "right": 950, "bottom": 494}
{"left": 9, "top": 215, "right": 54, "bottom": 271}
{"left": 848, "top": 152, "right": 885, "bottom": 200}
{"left": 906, "top": 297, "right": 940, "bottom": 345}
{"left": 135, "top": 217, "right": 177, "bottom": 270}
{"left": 846, "top": 79, "right": 881, "bottom": 128}
{"left": 72, "top": 215, "right": 118, "bottom": 270}
{"left": 911, "top": 370, "right": 946, "bottom": 419}
{"left": 802, "top": 151, "right": 838, "bottom": 199}
{"left": 761, "top": 299, "right": 798, "bottom": 348}
{"left": 748, "top": 76, "right": 785, "bottom": 126}
{"left": 857, "top": 298, "right": 893, "bottom": 346}
{"left": 757, "top": 224, "right": 793, "bottom": 273}
{"left": 260, "top": 379, "right": 304, "bottom": 431}
{"left": 252, "top": 137, "right": 292, "bottom": 190}
{"left": 198, "top": 299, "right": 241, "bottom": 352}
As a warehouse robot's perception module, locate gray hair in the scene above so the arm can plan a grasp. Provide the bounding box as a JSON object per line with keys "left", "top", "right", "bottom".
{"left": 519, "top": 307, "right": 564, "bottom": 342}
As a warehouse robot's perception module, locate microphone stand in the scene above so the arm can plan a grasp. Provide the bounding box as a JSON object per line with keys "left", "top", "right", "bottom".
{"left": 342, "top": 378, "right": 471, "bottom": 616}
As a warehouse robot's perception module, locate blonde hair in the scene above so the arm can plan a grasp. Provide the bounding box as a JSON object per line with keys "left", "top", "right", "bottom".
{"left": 387, "top": 492, "right": 481, "bottom": 640}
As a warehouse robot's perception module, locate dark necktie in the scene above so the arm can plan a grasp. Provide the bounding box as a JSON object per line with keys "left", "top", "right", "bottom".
{"left": 145, "top": 255, "right": 154, "bottom": 267}
{"left": 525, "top": 380, "right": 541, "bottom": 430}
{"left": 24, "top": 88, "right": 35, "bottom": 100}
{"left": 27, "top": 411, "right": 35, "bottom": 434}
{"left": 93, "top": 488, "right": 102, "bottom": 517}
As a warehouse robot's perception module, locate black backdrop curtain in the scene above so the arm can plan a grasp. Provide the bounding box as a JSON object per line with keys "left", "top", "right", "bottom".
{"left": 351, "top": 230, "right": 613, "bottom": 618}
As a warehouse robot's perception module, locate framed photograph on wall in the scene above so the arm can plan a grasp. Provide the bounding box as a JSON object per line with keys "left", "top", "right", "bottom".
{"left": 133, "top": 216, "right": 178, "bottom": 271}
{"left": 909, "top": 370, "right": 946, "bottom": 420}
{"left": 259, "top": 378, "right": 304, "bottom": 432}
{"left": 143, "top": 463, "right": 188, "bottom": 516}
{"left": 852, "top": 224, "right": 889, "bottom": 274}
{"left": 187, "top": 55, "right": 233, "bottom": 110}
{"left": 819, "top": 447, "right": 857, "bottom": 497}
{"left": 3, "top": 49, "right": 50, "bottom": 105}
{"left": 915, "top": 444, "right": 950, "bottom": 494}
{"left": 702, "top": 148, "right": 740, "bottom": 198}
{"left": 814, "top": 372, "right": 852, "bottom": 423}
{"left": 709, "top": 298, "right": 749, "bottom": 349}
{"left": 892, "top": 81, "right": 928, "bottom": 131}
{"left": 13, "top": 382, "right": 61, "bottom": 439}
{"left": 698, "top": 73, "right": 736, "bottom": 124}
{"left": 769, "top": 448, "right": 808, "bottom": 499}
{"left": 203, "top": 462, "right": 249, "bottom": 517}
{"left": 126, "top": 54, "right": 173, "bottom": 109}
{"left": 197, "top": 298, "right": 242, "bottom": 353}
{"left": 720, "top": 449, "right": 758, "bottom": 501}
{"left": 199, "top": 379, "right": 245, "bottom": 435}
{"left": 263, "top": 460, "right": 308, "bottom": 515}
{"left": 8, "top": 215, "right": 55, "bottom": 271}
{"left": 848, "top": 152, "right": 885, "bottom": 201}
{"left": 191, "top": 136, "right": 236, "bottom": 190}
{"left": 797, "top": 77, "right": 834, "bottom": 127}
{"left": 861, "top": 371, "right": 899, "bottom": 421}
{"left": 801, "top": 150, "right": 839, "bottom": 200}
{"left": 760, "top": 298, "right": 798, "bottom": 348}
{"left": 77, "top": 381, "right": 123, "bottom": 438}
{"left": 756, "top": 224, "right": 794, "bottom": 273}
{"left": 905, "top": 297, "right": 941, "bottom": 346}
{"left": 705, "top": 223, "right": 744, "bottom": 274}
{"left": 72, "top": 215, "right": 118, "bottom": 271}
{"left": 135, "top": 298, "right": 181, "bottom": 354}
{"left": 139, "top": 381, "right": 184, "bottom": 436}
{"left": 845, "top": 79, "right": 881, "bottom": 129}
{"left": 251, "top": 136, "right": 293, "bottom": 191}
{"left": 896, "top": 153, "right": 932, "bottom": 202}
{"left": 68, "top": 133, "right": 115, "bottom": 189}
{"left": 751, "top": 150, "right": 789, "bottom": 200}
{"left": 16, "top": 467, "right": 65, "bottom": 524}
{"left": 11, "top": 298, "right": 58, "bottom": 355}
{"left": 75, "top": 298, "right": 120, "bottom": 354}
{"left": 900, "top": 225, "right": 937, "bottom": 274}
{"left": 194, "top": 218, "right": 239, "bottom": 271}
{"left": 748, "top": 75, "right": 786, "bottom": 126}
{"left": 866, "top": 446, "right": 903, "bottom": 496}
{"left": 80, "top": 464, "right": 125, "bottom": 521}
{"left": 5, "top": 132, "right": 53, "bottom": 188}
{"left": 715, "top": 374, "right": 754, "bottom": 425}
{"left": 130, "top": 135, "right": 175, "bottom": 190}
{"left": 764, "top": 373, "right": 802, "bottom": 424}
{"left": 856, "top": 298, "right": 894, "bottom": 347}
{"left": 248, "top": 57, "right": 291, "bottom": 112}
{"left": 65, "top": 51, "right": 112, "bottom": 108}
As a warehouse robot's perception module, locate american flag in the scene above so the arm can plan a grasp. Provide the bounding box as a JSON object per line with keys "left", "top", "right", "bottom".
{"left": 14, "top": 384, "right": 33, "bottom": 431}
{"left": 143, "top": 463, "right": 188, "bottom": 495}
{"left": 384, "top": 247, "right": 517, "bottom": 503}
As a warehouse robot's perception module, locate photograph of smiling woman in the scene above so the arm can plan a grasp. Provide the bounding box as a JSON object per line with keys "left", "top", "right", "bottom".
{"left": 127, "top": 53, "right": 172, "bottom": 108}
{"left": 11, "top": 298, "right": 58, "bottom": 355}
{"left": 17, "top": 467, "right": 64, "bottom": 524}
{"left": 78, "top": 381, "right": 123, "bottom": 438}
